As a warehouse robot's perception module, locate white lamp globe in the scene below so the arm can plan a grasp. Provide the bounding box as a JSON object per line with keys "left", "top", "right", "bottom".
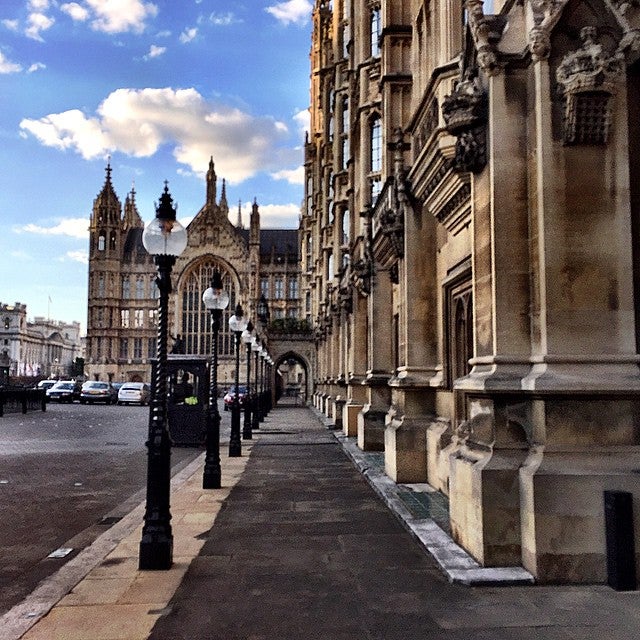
{"left": 228, "top": 304, "right": 249, "bottom": 333}
{"left": 142, "top": 183, "right": 187, "bottom": 257}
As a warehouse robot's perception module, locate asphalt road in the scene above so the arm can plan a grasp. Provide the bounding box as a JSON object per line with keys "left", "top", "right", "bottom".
{"left": 0, "top": 401, "right": 205, "bottom": 616}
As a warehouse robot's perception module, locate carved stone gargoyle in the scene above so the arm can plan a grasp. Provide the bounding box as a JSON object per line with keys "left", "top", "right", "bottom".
{"left": 442, "top": 67, "right": 488, "bottom": 173}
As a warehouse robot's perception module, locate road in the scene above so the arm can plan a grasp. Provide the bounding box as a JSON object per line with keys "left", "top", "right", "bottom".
{"left": 0, "top": 401, "right": 206, "bottom": 615}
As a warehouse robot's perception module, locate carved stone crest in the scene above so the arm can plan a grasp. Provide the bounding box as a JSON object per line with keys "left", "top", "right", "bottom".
{"left": 556, "top": 27, "right": 625, "bottom": 144}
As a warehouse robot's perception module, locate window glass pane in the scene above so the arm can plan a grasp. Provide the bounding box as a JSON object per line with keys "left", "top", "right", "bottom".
{"left": 371, "top": 7, "right": 381, "bottom": 57}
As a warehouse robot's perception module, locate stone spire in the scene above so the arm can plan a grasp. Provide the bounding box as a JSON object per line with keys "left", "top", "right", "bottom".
{"left": 219, "top": 177, "right": 229, "bottom": 215}
{"left": 249, "top": 197, "right": 260, "bottom": 246}
{"left": 237, "top": 199, "right": 243, "bottom": 228}
{"left": 206, "top": 156, "right": 217, "bottom": 207}
{"left": 92, "top": 159, "right": 121, "bottom": 228}
{"left": 123, "top": 182, "right": 143, "bottom": 230}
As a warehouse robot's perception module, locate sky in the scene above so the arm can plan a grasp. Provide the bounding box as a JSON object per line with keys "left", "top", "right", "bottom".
{"left": 0, "top": 0, "right": 313, "bottom": 332}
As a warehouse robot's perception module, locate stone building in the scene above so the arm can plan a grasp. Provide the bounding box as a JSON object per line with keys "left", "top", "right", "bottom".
{"left": 85, "top": 159, "right": 301, "bottom": 384}
{"left": 305, "top": 0, "right": 640, "bottom": 583}
{"left": 0, "top": 302, "right": 82, "bottom": 379}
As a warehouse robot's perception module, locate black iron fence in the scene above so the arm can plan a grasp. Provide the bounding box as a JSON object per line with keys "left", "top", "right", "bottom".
{"left": 0, "top": 387, "right": 46, "bottom": 416}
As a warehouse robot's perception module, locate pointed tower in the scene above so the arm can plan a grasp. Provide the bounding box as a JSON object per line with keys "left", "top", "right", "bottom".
{"left": 206, "top": 157, "right": 217, "bottom": 207}
{"left": 249, "top": 198, "right": 261, "bottom": 304}
{"left": 219, "top": 178, "right": 229, "bottom": 218}
{"left": 236, "top": 199, "right": 243, "bottom": 229}
{"left": 87, "top": 161, "right": 124, "bottom": 382}
{"left": 123, "top": 184, "right": 143, "bottom": 231}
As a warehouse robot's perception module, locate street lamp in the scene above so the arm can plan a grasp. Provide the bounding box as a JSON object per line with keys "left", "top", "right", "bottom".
{"left": 228, "top": 304, "right": 248, "bottom": 456}
{"left": 251, "top": 336, "right": 261, "bottom": 432}
{"left": 139, "top": 181, "right": 187, "bottom": 571}
{"left": 202, "top": 269, "right": 230, "bottom": 489}
{"left": 241, "top": 321, "right": 254, "bottom": 440}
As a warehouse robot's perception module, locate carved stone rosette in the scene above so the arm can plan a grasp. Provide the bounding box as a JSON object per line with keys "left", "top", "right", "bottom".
{"left": 442, "top": 69, "right": 488, "bottom": 173}
{"left": 556, "top": 27, "right": 625, "bottom": 144}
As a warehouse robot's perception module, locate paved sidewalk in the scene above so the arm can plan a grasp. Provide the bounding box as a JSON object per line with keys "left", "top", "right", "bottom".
{"left": 4, "top": 405, "right": 640, "bottom": 639}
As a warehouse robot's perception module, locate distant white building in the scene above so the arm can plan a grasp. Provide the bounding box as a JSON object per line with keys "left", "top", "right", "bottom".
{"left": 0, "top": 302, "right": 83, "bottom": 379}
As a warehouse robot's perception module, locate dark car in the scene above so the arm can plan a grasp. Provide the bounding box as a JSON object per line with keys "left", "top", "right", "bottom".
{"left": 223, "top": 385, "right": 247, "bottom": 411}
{"left": 80, "top": 380, "right": 118, "bottom": 405}
{"left": 46, "top": 380, "right": 81, "bottom": 403}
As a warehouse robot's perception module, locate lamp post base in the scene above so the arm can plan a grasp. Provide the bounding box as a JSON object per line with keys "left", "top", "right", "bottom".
{"left": 229, "top": 403, "right": 242, "bottom": 456}
{"left": 139, "top": 535, "right": 173, "bottom": 570}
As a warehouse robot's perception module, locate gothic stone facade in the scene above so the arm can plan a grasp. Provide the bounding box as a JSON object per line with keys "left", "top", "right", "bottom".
{"left": 86, "top": 160, "right": 301, "bottom": 386}
{"left": 305, "top": 0, "right": 640, "bottom": 583}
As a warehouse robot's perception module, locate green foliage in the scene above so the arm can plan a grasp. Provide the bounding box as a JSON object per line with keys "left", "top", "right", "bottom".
{"left": 268, "top": 318, "right": 312, "bottom": 334}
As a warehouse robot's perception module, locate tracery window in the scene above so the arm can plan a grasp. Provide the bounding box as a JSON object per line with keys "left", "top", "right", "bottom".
{"left": 179, "top": 260, "right": 237, "bottom": 356}
{"left": 288, "top": 277, "right": 299, "bottom": 300}
{"left": 98, "top": 231, "right": 106, "bottom": 251}
{"left": 275, "top": 278, "right": 284, "bottom": 299}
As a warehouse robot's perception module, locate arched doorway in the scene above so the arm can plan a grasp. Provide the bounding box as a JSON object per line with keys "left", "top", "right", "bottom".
{"left": 274, "top": 351, "right": 310, "bottom": 406}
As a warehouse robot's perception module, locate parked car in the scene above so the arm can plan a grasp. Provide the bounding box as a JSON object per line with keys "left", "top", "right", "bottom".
{"left": 46, "top": 380, "right": 81, "bottom": 403}
{"left": 80, "top": 380, "right": 118, "bottom": 404}
{"left": 36, "top": 379, "right": 57, "bottom": 391}
{"left": 117, "top": 382, "right": 150, "bottom": 406}
{"left": 223, "top": 385, "right": 247, "bottom": 411}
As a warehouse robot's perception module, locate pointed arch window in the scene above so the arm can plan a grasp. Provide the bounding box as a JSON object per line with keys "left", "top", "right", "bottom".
{"left": 109, "top": 231, "right": 116, "bottom": 251}
{"left": 122, "top": 276, "right": 131, "bottom": 299}
{"left": 445, "top": 274, "right": 473, "bottom": 388}
{"left": 179, "top": 260, "right": 237, "bottom": 356}
{"left": 98, "top": 231, "right": 106, "bottom": 251}
{"left": 370, "top": 5, "right": 381, "bottom": 58}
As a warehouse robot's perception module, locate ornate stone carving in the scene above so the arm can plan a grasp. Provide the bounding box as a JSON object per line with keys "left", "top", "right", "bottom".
{"left": 442, "top": 69, "right": 488, "bottom": 173}
{"left": 338, "top": 285, "right": 353, "bottom": 315}
{"left": 351, "top": 258, "right": 372, "bottom": 295}
{"left": 556, "top": 27, "right": 625, "bottom": 144}
{"left": 528, "top": 0, "right": 570, "bottom": 62}
{"left": 465, "top": 0, "right": 507, "bottom": 75}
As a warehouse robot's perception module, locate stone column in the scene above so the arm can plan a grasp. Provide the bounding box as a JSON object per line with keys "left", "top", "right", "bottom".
{"left": 358, "top": 267, "right": 393, "bottom": 451}
{"left": 345, "top": 293, "right": 367, "bottom": 436}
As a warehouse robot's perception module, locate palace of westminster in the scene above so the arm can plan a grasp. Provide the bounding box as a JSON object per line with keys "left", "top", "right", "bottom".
{"left": 29, "top": 0, "right": 640, "bottom": 585}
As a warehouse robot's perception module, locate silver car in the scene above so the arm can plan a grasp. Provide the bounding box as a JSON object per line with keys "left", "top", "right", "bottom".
{"left": 117, "top": 382, "right": 150, "bottom": 406}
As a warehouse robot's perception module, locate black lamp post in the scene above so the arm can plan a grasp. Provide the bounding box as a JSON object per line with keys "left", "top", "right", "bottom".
{"left": 139, "top": 182, "right": 187, "bottom": 571}
{"left": 228, "top": 304, "right": 248, "bottom": 456}
{"left": 259, "top": 345, "right": 267, "bottom": 422}
{"left": 201, "top": 270, "right": 230, "bottom": 489}
{"left": 251, "top": 336, "right": 261, "bottom": 432}
{"left": 241, "top": 321, "right": 254, "bottom": 440}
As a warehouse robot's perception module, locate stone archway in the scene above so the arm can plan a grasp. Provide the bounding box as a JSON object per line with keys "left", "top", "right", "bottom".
{"left": 273, "top": 350, "right": 311, "bottom": 406}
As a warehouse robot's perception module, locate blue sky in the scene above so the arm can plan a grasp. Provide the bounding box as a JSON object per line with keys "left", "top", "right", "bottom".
{"left": 0, "top": 0, "right": 312, "bottom": 331}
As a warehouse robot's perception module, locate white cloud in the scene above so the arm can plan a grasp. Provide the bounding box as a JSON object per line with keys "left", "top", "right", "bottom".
{"left": 143, "top": 44, "right": 166, "bottom": 59}
{"left": 85, "top": 0, "right": 158, "bottom": 34}
{"left": 25, "top": 11, "right": 55, "bottom": 41}
{"left": 27, "top": 62, "right": 46, "bottom": 73}
{"left": 179, "top": 27, "right": 197, "bottom": 43}
{"left": 265, "top": 0, "right": 312, "bottom": 26}
{"left": 14, "top": 217, "right": 89, "bottom": 239}
{"left": 293, "top": 108, "right": 309, "bottom": 137}
{"left": 62, "top": 250, "right": 89, "bottom": 264}
{"left": 270, "top": 166, "right": 304, "bottom": 185}
{"left": 240, "top": 202, "right": 300, "bottom": 228}
{"left": 209, "top": 12, "right": 240, "bottom": 26}
{"left": 2, "top": 19, "right": 19, "bottom": 31}
{"left": 20, "top": 87, "right": 296, "bottom": 183}
{"left": 20, "top": 109, "right": 110, "bottom": 158}
{"left": 60, "top": 2, "right": 90, "bottom": 22}
{"left": 9, "top": 250, "right": 32, "bottom": 260}
{"left": 0, "top": 51, "right": 22, "bottom": 74}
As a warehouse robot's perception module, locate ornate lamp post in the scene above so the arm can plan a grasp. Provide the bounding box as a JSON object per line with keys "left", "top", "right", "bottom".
{"left": 201, "top": 270, "right": 230, "bottom": 489}
{"left": 241, "top": 321, "right": 254, "bottom": 440}
{"left": 251, "top": 336, "right": 261, "bottom": 432}
{"left": 139, "top": 182, "right": 187, "bottom": 571}
{"left": 228, "top": 304, "right": 248, "bottom": 456}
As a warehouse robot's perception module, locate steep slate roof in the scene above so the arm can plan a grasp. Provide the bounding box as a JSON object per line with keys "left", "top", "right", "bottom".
{"left": 238, "top": 229, "right": 299, "bottom": 258}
